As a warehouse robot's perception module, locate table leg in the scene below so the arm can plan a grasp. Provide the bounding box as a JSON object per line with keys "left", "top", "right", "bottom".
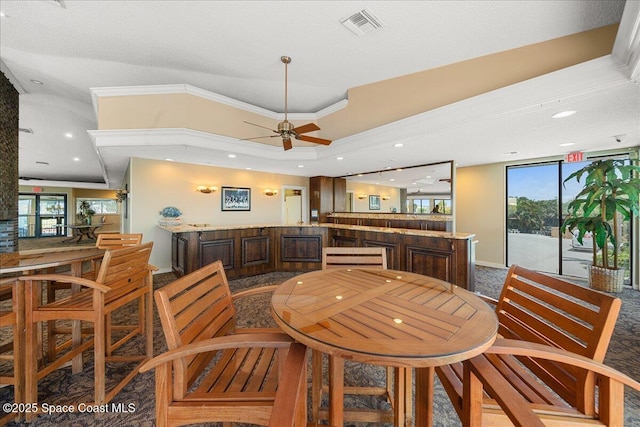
{"left": 328, "top": 355, "right": 344, "bottom": 426}
{"left": 415, "top": 367, "right": 435, "bottom": 427}
{"left": 393, "top": 368, "right": 412, "bottom": 427}
{"left": 62, "top": 230, "right": 81, "bottom": 243}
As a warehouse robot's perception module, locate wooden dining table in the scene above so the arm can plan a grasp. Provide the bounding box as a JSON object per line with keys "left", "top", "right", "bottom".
{"left": 271, "top": 268, "right": 498, "bottom": 427}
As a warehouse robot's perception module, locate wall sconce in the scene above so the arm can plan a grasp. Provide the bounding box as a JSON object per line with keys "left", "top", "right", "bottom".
{"left": 115, "top": 189, "right": 128, "bottom": 203}
{"left": 196, "top": 186, "right": 218, "bottom": 194}
{"left": 357, "top": 194, "right": 367, "bottom": 200}
{"left": 263, "top": 189, "right": 278, "bottom": 197}
{"left": 381, "top": 195, "right": 391, "bottom": 201}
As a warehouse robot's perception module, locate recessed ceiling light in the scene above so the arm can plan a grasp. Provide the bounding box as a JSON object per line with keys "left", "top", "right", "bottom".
{"left": 336, "top": 157, "right": 343, "bottom": 160}
{"left": 552, "top": 110, "right": 576, "bottom": 119}
{"left": 0, "top": 12, "right": 7, "bottom": 18}
{"left": 73, "top": 157, "right": 80, "bottom": 161}
{"left": 30, "top": 79, "right": 44, "bottom": 85}
{"left": 389, "top": 178, "right": 395, "bottom": 181}
{"left": 297, "top": 165, "right": 304, "bottom": 168}
{"left": 245, "top": 167, "right": 252, "bottom": 170}
{"left": 385, "top": 166, "right": 392, "bottom": 169}
{"left": 559, "top": 142, "right": 575, "bottom": 147}
{"left": 228, "top": 154, "right": 236, "bottom": 158}
{"left": 165, "top": 158, "right": 174, "bottom": 161}
{"left": 393, "top": 143, "right": 403, "bottom": 147}
{"left": 65, "top": 132, "right": 73, "bottom": 138}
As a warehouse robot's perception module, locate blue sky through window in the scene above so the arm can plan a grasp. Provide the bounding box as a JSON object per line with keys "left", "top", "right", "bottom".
{"left": 507, "top": 162, "right": 587, "bottom": 202}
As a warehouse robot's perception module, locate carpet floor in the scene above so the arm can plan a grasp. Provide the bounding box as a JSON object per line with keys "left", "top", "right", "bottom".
{"left": 1, "top": 262, "right": 639, "bottom": 426}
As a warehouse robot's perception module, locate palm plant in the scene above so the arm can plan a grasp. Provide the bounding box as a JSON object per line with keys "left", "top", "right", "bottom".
{"left": 561, "top": 159, "right": 640, "bottom": 275}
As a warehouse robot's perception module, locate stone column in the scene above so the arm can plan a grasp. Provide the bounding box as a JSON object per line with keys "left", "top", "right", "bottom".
{"left": 0, "top": 71, "right": 20, "bottom": 265}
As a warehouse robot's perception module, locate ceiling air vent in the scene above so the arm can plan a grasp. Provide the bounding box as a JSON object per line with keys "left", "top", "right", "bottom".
{"left": 341, "top": 9, "right": 384, "bottom": 36}
{"left": 43, "top": 0, "right": 66, "bottom": 8}
{"left": 19, "top": 128, "right": 34, "bottom": 134}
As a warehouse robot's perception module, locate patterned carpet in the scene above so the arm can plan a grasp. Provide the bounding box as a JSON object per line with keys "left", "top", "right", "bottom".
{"left": 2, "top": 266, "right": 639, "bottom": 426}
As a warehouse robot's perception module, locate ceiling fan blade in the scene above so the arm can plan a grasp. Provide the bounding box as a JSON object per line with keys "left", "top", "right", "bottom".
{"left": 297, "top": 135, "right": 332, "bottom": 146}
{"left": 244, "top": 121, "right": 278, "bottom": 133}
{"left": 293, "top": 123, "right": 320, "bottom": 135}
{"left": 283, "top": 138, "right": 293, "bottom": 151}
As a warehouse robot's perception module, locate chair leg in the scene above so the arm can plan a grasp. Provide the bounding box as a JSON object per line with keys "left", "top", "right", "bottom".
{"left": 94, "top": 293, "right": 106, "bottom": 404}
{"left": 145, "top": 280, "right": 154, "bottom": 358}
{"left": 24, "top": 280, "right": 38, "bottom": 423}
{"left": 311, "top": 349, "right": 323, "bottom": 423}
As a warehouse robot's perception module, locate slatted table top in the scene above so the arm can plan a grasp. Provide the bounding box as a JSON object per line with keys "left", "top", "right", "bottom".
{"left": 271, "top": 268, "right": 498, "bottom": 368}
{"left": 0, "top": 247, "right": 104, "bottom": 274}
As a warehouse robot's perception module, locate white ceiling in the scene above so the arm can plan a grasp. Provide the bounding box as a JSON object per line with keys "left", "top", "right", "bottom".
{"left": 1, "top": 0, "right": 639, "bottom": 191}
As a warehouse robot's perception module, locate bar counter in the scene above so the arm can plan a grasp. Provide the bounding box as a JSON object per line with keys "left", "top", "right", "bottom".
{"left": 158, "top": 223, "right": 477, "bottom": 290}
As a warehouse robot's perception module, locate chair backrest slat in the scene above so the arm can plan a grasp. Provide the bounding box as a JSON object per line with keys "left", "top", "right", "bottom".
{"left": 495, "top": 265, "right": 621, "bottom": 407}
{"left": 154, "top": 260, "right": 236, "bottom": 391}
{"left": 322, "top": 247, "right": 387, "bottom": 270}
{"left": 95, "top": 242, "right": 153, "bottom": 296}
{"left": 96, "top": 233, "right": 143, "bottom": 250}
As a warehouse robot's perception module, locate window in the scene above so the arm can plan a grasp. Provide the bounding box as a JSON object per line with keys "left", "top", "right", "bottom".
{"left": 432, "top": 199, "right": 452, "bottom": 214}
{"left": 76, "top": 199, "right": 118, "bottom": 215}
{"left": 408, "top": 198, "right": 431, "bottom": 214}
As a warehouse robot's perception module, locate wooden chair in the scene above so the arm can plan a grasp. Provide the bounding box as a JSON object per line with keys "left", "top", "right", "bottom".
{"left": 139, "top": 260, "right": 308, "bottom": 427}
{"left": 46, "top": 233, "right": 144, "bottom": 359}
{"left": 0, "top": 278, "right": 22, "bottom": 426}
{"left": 21, "top": 242, "right": 154, "bottom": 419}
{"left": 435, "top": 264, "right": 632, "bottom": 427}
{"left": 95, "top": 233, "right": 143, "bottom": 250}
{"left": 313, "top": 246, "right": 393, "bottom": 424}
{"left": 321, "top": 246, "right": 388, "bottom": 270}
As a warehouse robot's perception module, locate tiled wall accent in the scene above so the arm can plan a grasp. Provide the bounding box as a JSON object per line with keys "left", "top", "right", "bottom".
{"left": 0, "top": 71, "right": 20, "bottom": 261}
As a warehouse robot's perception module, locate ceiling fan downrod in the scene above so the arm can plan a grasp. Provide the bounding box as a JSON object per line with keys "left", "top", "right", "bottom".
{"left": 281, "top": 56, "right": 291, "bottom": 124}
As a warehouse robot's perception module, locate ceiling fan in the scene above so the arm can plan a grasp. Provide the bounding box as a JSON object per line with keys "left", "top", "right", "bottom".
{"left": 243, "top": 56, "right": 332, "bottom": 151}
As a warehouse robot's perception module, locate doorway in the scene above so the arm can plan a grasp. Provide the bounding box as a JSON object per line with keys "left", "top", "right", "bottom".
{"left": 506, "top": 158, "right": 633, "bottom": 285}
{"left": 282, "top": 186, "right": 308, "bottom": 225}
{"left": 18, "top": 193, "right": 67, "bottom": 238}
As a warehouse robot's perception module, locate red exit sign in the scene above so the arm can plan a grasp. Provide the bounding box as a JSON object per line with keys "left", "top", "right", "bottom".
{"left": 565, "top": 151, "right": 584, "bottom": 163}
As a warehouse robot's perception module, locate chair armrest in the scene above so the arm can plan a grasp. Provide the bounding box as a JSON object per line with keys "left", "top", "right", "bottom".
{"left": 232, "top": 284, "right": 279, "bottom": 301}
{"left": 486, "top": 338, "right": 640, "bottom": 391}
{"left": 475, "top": 292, "right": 498, "bottom": 306}
{"left": 19, "top": 274, "right": 110, "bottom": 293}
{"left": 268, "top": 342, "right": 308, "bottom": 427}
{"left": 139, "top": 332, "right": 295, "bottom": 373}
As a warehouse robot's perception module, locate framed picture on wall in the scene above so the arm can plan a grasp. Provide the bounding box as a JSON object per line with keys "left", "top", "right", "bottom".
{"left": 369, "top": 195, "right": 381, "bottom": 210}
{"left": 221, "top": 187, "right": 251, "bottom": 211}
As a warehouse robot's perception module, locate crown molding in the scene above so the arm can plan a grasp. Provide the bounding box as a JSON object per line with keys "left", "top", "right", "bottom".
{"left": 90, "top": 84, "right": 348, "bottom": 122}
{"left": 612, "top": 1, "right": 640, "bottom": 83}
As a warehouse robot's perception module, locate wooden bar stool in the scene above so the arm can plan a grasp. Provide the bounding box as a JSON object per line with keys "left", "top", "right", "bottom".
{"left": 0, "top": 278, "right": 23, "bottom": 426}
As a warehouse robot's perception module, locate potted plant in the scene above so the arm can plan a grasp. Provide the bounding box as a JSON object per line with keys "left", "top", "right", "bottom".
{"left": 561, "top": 158, "right": 640, "bottom": 292}
{"left": 77, "top": 200, "right": 96, "bottom": 225}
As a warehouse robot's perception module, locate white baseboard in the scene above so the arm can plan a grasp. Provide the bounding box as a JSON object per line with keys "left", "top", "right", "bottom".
{"left": 476, "top": 261, "right": 507, "bottom": 269}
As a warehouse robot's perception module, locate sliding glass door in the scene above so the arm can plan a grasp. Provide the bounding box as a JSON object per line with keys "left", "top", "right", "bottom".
{"left": 18, "top": 193, "right": 67, "bottom": 238}
{"left": 507, "top": 158, "right": 633, "bottom": 284}
{"left": 506, "top": 163, "right": 560, "bottom": 275}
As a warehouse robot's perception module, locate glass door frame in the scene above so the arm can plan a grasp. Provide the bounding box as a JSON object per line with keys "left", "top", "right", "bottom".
{"left": 18, "top": 193, "right": 68, "bottom": 238}
{"left": 505, "top": 157, "right": 635, "bottom": 285}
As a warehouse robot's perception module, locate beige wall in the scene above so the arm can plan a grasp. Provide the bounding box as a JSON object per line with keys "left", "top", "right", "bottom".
{"left": 456, "top": 163, "right": 506, "bottom": 268}
{"left": 130, "top": 157, "right": 309, "bottom": 271}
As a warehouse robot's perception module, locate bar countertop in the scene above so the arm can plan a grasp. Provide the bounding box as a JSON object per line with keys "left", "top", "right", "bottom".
{"left": 157, "top": 222, "right": 475, "bottom": 240}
